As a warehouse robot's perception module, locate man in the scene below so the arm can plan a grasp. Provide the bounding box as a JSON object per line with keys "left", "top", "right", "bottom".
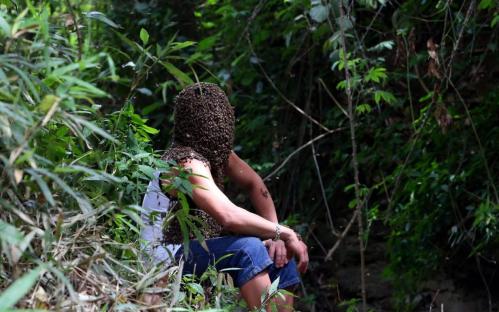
{"left": 141, "top": 82, "right": 308, "bottom": 311}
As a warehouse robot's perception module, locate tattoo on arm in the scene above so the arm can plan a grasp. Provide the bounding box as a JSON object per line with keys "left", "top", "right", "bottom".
{"left": 260, "top": 187, "right": 270, "bottom": 199}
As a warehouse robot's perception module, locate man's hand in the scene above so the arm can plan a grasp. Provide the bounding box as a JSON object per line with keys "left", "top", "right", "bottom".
{"left": 263, "top": 239, "right": 288, "bottom": 268}
{"left": 285, "top": 237, "right": 309, "bottom": 273}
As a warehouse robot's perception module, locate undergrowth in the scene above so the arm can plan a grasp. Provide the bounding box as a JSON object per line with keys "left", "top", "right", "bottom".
{"left": 1, "top": 0, "right": 498, "bottom": 311}
{"left": 0, "top": 3, "right": 246, "bottom": 311}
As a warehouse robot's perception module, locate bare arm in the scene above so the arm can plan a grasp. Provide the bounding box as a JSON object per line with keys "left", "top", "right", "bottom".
{"left": 183, "top": 158, "right": 297, "bottom": 241}
{"left": 226, "top": 152, "right": 310, "bottom": 270}
{"left": 175, "top": 158, "right": 308, "bottom": 273}
{"left": 226, "top": 151, "right": 278, "bottom": 222}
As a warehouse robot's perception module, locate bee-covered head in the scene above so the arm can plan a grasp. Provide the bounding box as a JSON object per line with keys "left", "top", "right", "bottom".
{"left": 171, "top": 82, "right": 235, "bottom": 185}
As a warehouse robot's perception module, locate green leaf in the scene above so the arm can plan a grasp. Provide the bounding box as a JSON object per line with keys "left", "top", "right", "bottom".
{"left": 0, "top": 12, "right": 12, "bottom": 37}
{"left": 27, "top": 169, "right": 55, "bottom": 206}
{"left": 178, "top": 192, "right": 190, "bottom": 215}
{"left": 140, "top": 124, "right": 159, "bottom": 134}
{"left": 60, "top": 75, "right": 108, "bottom": 97}
{"left": 138, "top": 165, "right": 156, "bottom": 179}
{"left": 178, "top": 217, "right": 190, "bottom": 258}
{"left": 66, "top": 114, "right": 118, "bottom": 143}
{"left": 336, "top": 15, "right": 354, "bottom": 30}
{"left": 309, "top": 4, "right": 329, "bottom": 23}
{"left": 141, "top": 102, "right": 164, "bottom": 115}
{"left": 51, "top": 56, "right": 100, "bottom": 76}
{"left": 0, "top": 219, "right": 24, "bottom": 246}
{"left": 418, "top": 91, "right": 434, "bottom": 103}
{"left": 136, "top": 87, "right": 152, "bottom": 96}
{"left": 364, "top": 67, "right": 387, "bottom": 83}
{"left": 37, "top": 94, "right": 59, "bottom": 113}
{"left": 201, "top": 21, "right": 216, "bottom": 29}
{"left": 269, "top": 276, "right": 280, "bottom": 295}
{"left": 33, "top": 168, "right": 93, "bottom": 214}
{"left": 84, "top": 11, "right": 121, "bottom": 28}
{"left": 0, "top": 265, "right": 45, "bottom": 310}
{"left": 161, "top": 62, "right": 193, "bottom": 87}
{"left": 187, "top": 282, "right": 204, "bottom": 295}
{"left": 2, "top": 62, "right": 40, "bottom": 102}
{"left": 0, "top": 67, "right": 7, "bottom": 84}
{"left": 356, "top": 103, "right": 372, "bottom": 115}
{"left": 1, "top": 309, "right": 47, "bottom": 312}
{"left": 336, "top": 80, "right": 347, "bottom": 90}
{"left": 367, "top": 40, "right": 394, "bottom": 52}
{"left": 198, "top": 36, "right": 217, "bottom": 51}
{"left": 373, "top": 90, "right": 396, "bottom": 105}
{"left": 140, "top": 28, "right": 149, "bottom": 46}
{"left": 171, "top": 41, "right": 196, "bottom": 51}
{"left": 106, "top": 54, "right": 119, "bottom": 81}
{"left": 186, "top": 218, "right": 208, "bottom": 252}
{"left": 479, "top": 0, "right": 493, "bottom": 10}
{"left": 491, "top": 14, "right": 499, "bottom": 27}
{"left": 55, "top": 165, "right": 122, "bottom": 183}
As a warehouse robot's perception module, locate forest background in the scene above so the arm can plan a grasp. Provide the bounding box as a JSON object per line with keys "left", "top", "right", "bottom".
{"left": 0, "top": 0, "right": 498, "bottom": 311}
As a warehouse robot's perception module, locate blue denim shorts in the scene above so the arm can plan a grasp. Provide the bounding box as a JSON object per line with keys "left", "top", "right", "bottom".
{"left": 176, "top": 236, "right": 300, "bottom": 289}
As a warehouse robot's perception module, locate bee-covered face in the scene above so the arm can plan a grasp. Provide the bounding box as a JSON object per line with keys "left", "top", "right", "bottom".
{"left": 172, "top": 82, "right": 235, "bottom": 186}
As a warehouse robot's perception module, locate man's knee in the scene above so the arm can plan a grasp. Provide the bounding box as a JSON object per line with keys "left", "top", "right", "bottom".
{"left": 233, "top": 237, "right": 269, "bottom": 263}
{"left": 225, "top": 237, "right": 272, "bottom": 287}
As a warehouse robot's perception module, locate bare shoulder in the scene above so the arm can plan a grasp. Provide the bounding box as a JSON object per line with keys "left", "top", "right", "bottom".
{"left": 162, "top": 146, "right": 210, "bottom": 168}
{"left": 227, "top": 151, "right": 244, "bottom": 171}
{"left": 179, "top": 157, "right": 211, "bottom": 173}
{"left": 176, "top": 158, "right": 214, "bottom": 188}
{"left": 160, "top": 158, "right": 212, "bottom": 197}
{"left": 227, "top": 151, "right": 259, "bottom": 190}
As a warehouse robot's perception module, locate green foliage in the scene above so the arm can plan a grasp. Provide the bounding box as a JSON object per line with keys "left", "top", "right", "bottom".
{"left": 0, "top": 1, "right": 233, "bottom": 310}
{"left": 164, "top": 0, "right": 498, "bottom": 310}
{"left": 0, "top": 265, "right": 46, "bottom": 309}
{"left": 1, "top": 0, "right": 498, "bottom": 310}
{"left": 179, "top": 264, "right": 243, "bottom": 311}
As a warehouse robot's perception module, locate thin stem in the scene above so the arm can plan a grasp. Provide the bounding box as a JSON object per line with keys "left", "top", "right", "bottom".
{"left": 337, "top": 1, "right": 367, "bottom": 310}
{"left": 64, "top": 0, "right": 83, "bottom": 60}
{"left": 311, "top": 140, "right": 338, "bottom": 236}
{"left": 263, "top": 127, "right": 345, "bottom": 181}
{"left": 246, "top": 36, "right": 331, "bottom": 133}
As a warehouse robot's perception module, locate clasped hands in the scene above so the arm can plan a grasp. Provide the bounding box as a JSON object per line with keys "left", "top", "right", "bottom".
{"left": 263, "top": 236, "right": 309, "bottom": 273}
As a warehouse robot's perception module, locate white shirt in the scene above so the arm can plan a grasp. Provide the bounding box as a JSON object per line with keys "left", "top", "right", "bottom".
{"left": 140, "top": 171, "right": 181, "bottom": 265}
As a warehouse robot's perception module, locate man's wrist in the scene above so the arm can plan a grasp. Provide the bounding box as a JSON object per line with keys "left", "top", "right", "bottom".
{"left": 280, "top": 226, "right": 298, "bottom": 242}
{"left": 273, "top": 223, "right": 282, "bottom": 241}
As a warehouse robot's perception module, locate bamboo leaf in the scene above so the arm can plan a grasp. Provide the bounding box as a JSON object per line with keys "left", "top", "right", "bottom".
{"left": 54, "top": 165, "right": 123, "bottom": 183}
{"left": 65, "top": 113, "right": 118, "bottom": 143}
{"left": 84, "top": 11, "right": 121, "bottom": 29}
{"left": 33, "top": 168, "right": 93, "bottom": 214}
{"left": 0, "top": 219, "right": 24, "bottom": 245}
{"left": 161, "top": 62, "right": 193, "bottom": 87}
{"left": 26, "top": 169, "right": 55, "bottom": 206}
{"left": 60, "top": 75, "right": 108, "bottom": 97}
{"left": 0, "top": 12, "right": 12, "bottom": 37}
{"left": 37, "top": 94, "right": 59, "bottom": 113}
{"left": 0, "top": 265, "right": 45, "bottom": 310}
